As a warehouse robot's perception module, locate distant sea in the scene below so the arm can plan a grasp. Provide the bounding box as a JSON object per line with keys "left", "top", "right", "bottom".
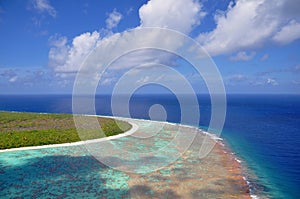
{"left": 0, "top": 94, "right": 299, "bottom": 198}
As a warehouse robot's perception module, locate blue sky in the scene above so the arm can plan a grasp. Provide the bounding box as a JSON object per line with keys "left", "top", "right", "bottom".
{"left": 0, "top": 0, "right": 300, "bottom": 94}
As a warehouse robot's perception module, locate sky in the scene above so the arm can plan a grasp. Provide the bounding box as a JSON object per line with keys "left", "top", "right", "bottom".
{"left": 0, "top": 0, "right": 300, "bottom": 94}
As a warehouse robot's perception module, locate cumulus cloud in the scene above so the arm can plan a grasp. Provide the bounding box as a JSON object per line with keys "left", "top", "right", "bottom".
{"left": 106, "top": 9, "right": 123, "bottom": 30}
{"left": 49, "top": 32, "right": 100, "bottom": 75}
{"left": 31, "top": 0, "right": 57, "bottom": 17}
{"left": 48, "top": 36, "right": 68, "bottom": 69}
{"left": 48, "top": 0, "right": 205, "bottom": 77}
{"left": 273, "top": 20, "right": 300, "bottom": 44}
{"left": 139, "top": 0, "right": 205, "bottom": 34}
{"left": 197, "top": 0, "right": 300, "bottom": 56}
{"left": 229, "top": 51, "right": 256, "bottom": 61}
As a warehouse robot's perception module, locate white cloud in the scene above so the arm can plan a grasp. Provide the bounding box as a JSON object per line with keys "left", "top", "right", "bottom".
{"left": 273, "top": 20, "right": 300, "bottom": 44}
{"left": 229, "top": 51, "right": 256, "bottom": 61}
{"left": 57, "top": 79, "right": 71, "bottom": 87}
{"left": 139, "top": 0, "right": 205, "bottom": 34}
{"left": 229, "top": 74, "right": 247, "bottom": 81}
{"left": 108, "top": 49, "right": 177, "bottom": 71}
{"left": 100, "top": 77, "right": 117, "bottom": 86}
{"left": 9, "top": 76, "right": 18, "bottom": 83}
{"left": 48, "top": 0, "right": 204, "bottom": 77}
{"left": 251, "top": 81, "right": 264, "bottom": 86}
{"left": 0, "top": 68, "right": 53, "bottom": 88}
{"left": 197, "top": 0, "right": 300, "bottom": 56}
{"left": 251, "top": 77, "right": 279, "bottom": 86}
{"left": 49, "top": 32, "right": 100, "bottom": 75}
{"left": 31, "top": 0, "right": 57, "bottom": 17}
{"left": 106, "top": 9, "right": 123, "bottom": 30}
{"left": 0, "top": 69, "right": 17, "bottom": 79}
{"left": 226, "top": 74, "right": 248, "bottom": 86}
{"left": 266, "top": 78, "right": 278, "bottom": 86}
{"left": 48, "top": 36, "right": 68, "bottom": 68}
{"left": 136, "top": 75, "right": 150, "bottom": 84}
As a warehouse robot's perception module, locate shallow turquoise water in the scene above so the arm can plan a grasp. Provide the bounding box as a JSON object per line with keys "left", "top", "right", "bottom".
{"left": 0, "top": 119, "right": 200, "bottom": 198}
{"left": 0, "top": 146, "right": 130, "bottom": 198}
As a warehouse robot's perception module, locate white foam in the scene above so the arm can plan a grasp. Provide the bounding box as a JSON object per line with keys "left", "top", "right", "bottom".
{"left": 218, "top": 142, "right": 225, "bottom": 146}
{"left": 250, "top": 194, "right": 259, "bottom": 199}
{"left": 242, "top": 176, "right": 260, "bottom": 199}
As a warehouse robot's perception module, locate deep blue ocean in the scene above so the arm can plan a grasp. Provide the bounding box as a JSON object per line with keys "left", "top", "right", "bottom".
{"left": 0, "top": 94, "right": 299, "bottom": 198}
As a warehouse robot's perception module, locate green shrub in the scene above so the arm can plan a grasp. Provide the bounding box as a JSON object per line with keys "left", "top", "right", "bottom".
{"left": 0, "top": 111, "right": 131, "bottom": 149}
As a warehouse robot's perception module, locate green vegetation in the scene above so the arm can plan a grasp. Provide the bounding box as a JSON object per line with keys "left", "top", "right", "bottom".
{"left": 0, "top": 111, "right": 131, "bottom": 149}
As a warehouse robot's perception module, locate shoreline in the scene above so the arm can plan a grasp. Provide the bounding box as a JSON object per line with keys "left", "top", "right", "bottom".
{"left": 0, "top": 112, "right": 255, "bottom": 198}
{"left": 0, "top": 119, "right": 138, "bottom": 153}
{"left": 216, "top": 138, "right": 259, "bottom": 199}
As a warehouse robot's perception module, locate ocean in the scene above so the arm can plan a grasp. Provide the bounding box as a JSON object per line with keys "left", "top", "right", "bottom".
{"left": 0, "top": 94, "right": 299, "bottom": 198}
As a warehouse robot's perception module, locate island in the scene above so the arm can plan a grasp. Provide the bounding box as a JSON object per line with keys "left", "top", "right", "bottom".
{"left": 0, "top": 111, "right": 251, "bottom": 198}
